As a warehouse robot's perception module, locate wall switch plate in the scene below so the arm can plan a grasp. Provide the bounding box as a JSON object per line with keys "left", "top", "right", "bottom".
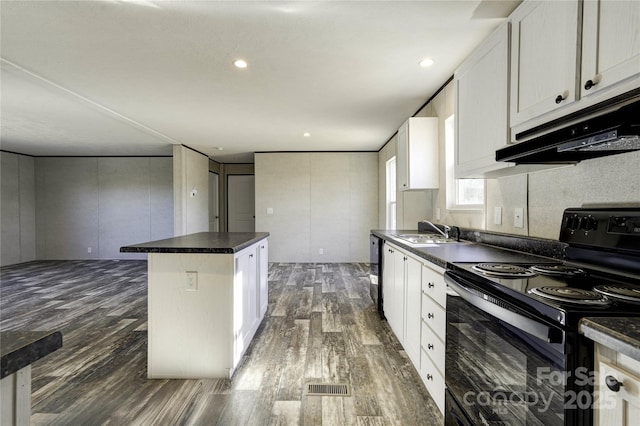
{"left": 319, "top": 248, "right": 324, "bottom": 255}
{"left": 186, "top": 271, "right": 198, "bottom": 291}
{"left": 267, "top": 207, "right": 273, "bottom": 215}
{"left": 435, "top": 208, "right": 441, "bottom": 220}
{"left": 514, "top": 208, "right": 524, "bottom": 228}
{"left": 88, "top": 247, "right": 92, "bottom": 253}
{"left": 494, "top": 207, "right": 502, "bottom": 225}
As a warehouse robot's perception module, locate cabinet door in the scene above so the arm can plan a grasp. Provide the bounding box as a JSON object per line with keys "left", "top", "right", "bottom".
{"left": 510, "top": 0, "right": 580, "bottom": 126}
{"left": 258, "top": 240, "right": 269, "bottom": 317}
{"left": 396, "top": 118, "right": 438, "bottom": 191}
{"left": 390, "top": 249, "right": 406, "bottom": 341}
{"left": 404, "top": 255, "right": 422, "bottom": 367}
{"left": 597, "top": 361, "right": 640, "bottom": 425}
{"left": 582, "top": 0, "right": 640, "bottom": 99}
{"left": 234, "top": 247, "right": 258, "bottom": 366}
{"left": 455, "top": 23, "right": 511, "bottom": 178}
{"left": 382, "top": 243, "right": 395, "bottom": 323}
{"left": 396, "top": 121, "right": 409, "bottom": 191}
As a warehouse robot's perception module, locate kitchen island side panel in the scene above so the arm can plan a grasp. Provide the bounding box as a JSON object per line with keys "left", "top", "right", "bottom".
{"left": 147, "top": 252, "right": 234, "bottom": 379}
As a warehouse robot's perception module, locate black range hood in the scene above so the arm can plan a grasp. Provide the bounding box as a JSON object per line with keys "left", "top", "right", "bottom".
{"left": 496, "top": 91, "right": 640, "bottom": 164}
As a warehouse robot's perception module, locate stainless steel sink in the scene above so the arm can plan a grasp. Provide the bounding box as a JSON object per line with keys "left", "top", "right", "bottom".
{"left": 393, "top": 233, "right": 457, "bottom": 245}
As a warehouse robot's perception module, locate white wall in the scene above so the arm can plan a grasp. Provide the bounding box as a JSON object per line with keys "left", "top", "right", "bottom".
{"left": 1, "top": 152, "right": 36, "bottom": 266}
{"left": 255, "top": 152, "right": 378, "bottom": 263}
{"left": 173, "top": 145, "right": 209, "bottom": 236}
{"left": 34, "top": 156, "right": 173, "bottom": 260}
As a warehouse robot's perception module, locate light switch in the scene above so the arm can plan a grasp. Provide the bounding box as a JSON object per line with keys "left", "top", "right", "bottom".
{"left": 494, "top": 207, "right": 502, "bottom": 225}
{"left": 514, "top": 208, "right": 524, "bottom": 228}
{"left": 186, "top": 271, "right": 198, "bottom": 291}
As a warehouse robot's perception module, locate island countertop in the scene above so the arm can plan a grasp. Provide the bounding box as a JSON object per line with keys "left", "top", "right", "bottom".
{"left": 1, "top": 330, "right": 63, "bottom": 379}
{"left": 120, "top": 232, "right": 270, "bottom": 254}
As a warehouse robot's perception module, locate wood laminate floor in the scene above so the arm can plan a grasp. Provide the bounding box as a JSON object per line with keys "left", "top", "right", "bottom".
{"left": 0, "top": 260, "right": 441, "bottom": 425}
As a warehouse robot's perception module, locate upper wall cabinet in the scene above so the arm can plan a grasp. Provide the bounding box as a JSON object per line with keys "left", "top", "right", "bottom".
{"left": 510, "top": 0, "right": 640, "bottom": 139}
{"left": 455, "top": 22, "right": 511, "bottom": 178}
{"left": 509, "top": 1, "right": 580, "bottom": 128}
{"left": 581, "top": 0, "right": 640, "bottom": 100}
{"left": 397, "top": 117, "right": 438, "bottom": 191}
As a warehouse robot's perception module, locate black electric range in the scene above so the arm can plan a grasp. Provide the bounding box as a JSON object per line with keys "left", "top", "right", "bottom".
{"left": 444, "top": 207, "right": 640, "bottom": 426}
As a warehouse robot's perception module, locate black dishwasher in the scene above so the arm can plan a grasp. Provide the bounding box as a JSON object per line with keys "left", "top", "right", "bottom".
{"left": 369, "top": 234, "right": 384, "bottom": 318}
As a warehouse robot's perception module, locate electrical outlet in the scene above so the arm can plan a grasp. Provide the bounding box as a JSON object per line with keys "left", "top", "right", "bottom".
{"left": 88, "top": 247, "right": 92, "bottom": 253}
{"left": 514, "top": 208, "right": 524, "bottom": 228}
{"left": 319, "top": 248, "right": 324, "bottom": 255}
{"left": 186, "top": 271, "right": 198, "bottom": 291}
{"left": 267, "top": 207, "right": 273, "bottom": 215}
{"left": 494, "top": 207, "right": 502, "bottom": 225}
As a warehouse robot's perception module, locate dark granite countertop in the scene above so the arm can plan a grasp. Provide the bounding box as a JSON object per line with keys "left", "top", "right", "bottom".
{"left": 1, "top": 331, "right": 63, "bottom": 379}
{"left": 580, "top": 317, "right": 640, "bottom": 362}
{"left": 371, "top": 229, "right": 557, "bottom": 269}
{"left": 120, "top": 232, "right": 270, "bottom": 254}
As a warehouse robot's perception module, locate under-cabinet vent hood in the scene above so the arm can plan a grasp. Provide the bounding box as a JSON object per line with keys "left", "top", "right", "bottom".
{"left": 496, "top": 91, "right": 640, "bottom": 165}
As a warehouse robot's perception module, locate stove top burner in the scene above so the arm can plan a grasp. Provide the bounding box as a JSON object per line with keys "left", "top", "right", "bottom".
{"left": 594, "top": 284, "right": 640, "bottom": 304}
{"left": 529, "top": 265, "right": 585, "bottom": 276}
{"left": 529, "top": 286, "right": 611, "bottom": 305}
{"left": 472, "top": 263, "right": 536, "bottom": 278}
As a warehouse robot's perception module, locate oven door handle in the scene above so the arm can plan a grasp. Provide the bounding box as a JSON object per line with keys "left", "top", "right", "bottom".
{"left": 445, "top": 272, "right": 562, "bottom": 344}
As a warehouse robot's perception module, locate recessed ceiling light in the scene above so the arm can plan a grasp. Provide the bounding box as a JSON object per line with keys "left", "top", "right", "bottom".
{"left": 419, "top": 58, "right": 435, "bottom": 68}
{"left": 233, "top": 59, "right": 248, "bottom": 69}
{"left": 303, "top": 132, "right": 311, "bottom": 137}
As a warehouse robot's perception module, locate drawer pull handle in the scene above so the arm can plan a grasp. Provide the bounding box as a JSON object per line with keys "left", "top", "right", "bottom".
{"left": 428, "top": 282, "right": 434, "bottom": 289}
{"left": 428, "top": 313, "right": 434, "bottom": 319}
{"left": 428, "top": 343, "right": 434, "bottom": 350}
{"left": 555, "top": 94, "right": 565, "bottom": 104}
{"left": 605, "top": 375, "right": 623, "bottom": 392}
{"left": 426, "top": 374, "right": 433, "bottom": 380}
{"left": 584, "top": 79, "right": 597, "bottom": 91}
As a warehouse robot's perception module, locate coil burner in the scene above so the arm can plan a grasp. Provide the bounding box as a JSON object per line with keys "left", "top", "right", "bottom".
{"left": 472, "top": 263, "right": 537, "bottom": 278}
{"left": 529, "top": 286, "right": 610, "bottom": 305}
{"left": 594, "top": 284, "right": 640, "bottom": 304}
{"left": 529, "top": 265, "right": 585, "bottom": 277}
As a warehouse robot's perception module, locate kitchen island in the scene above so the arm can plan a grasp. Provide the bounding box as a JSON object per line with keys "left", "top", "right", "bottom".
{"left": 121, "top": 232, "right": 269, "bottom": 379}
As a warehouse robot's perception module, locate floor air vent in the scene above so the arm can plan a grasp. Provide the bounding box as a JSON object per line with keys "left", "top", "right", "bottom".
{"left": 305, "top": 383, "right": 351, "bottom": 396}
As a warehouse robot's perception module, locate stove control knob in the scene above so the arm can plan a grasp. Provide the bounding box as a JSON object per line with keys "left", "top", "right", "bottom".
{"left": 605, "top": 375, "right": 623, "bottom": 393}
{"left": 566, "top": 215, "right": 581, "bottom": 230}
{"left": 580, "top": 216, "right": 598, "bottom": 231}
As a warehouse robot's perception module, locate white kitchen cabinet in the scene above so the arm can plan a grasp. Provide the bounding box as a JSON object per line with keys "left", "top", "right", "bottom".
{"left": 420, "top": 262, "right": 447, "bottom": 414}
{"left": 382, "top": 242, "right": 421, "bottom": 357}
{"left": 595, "top": 343, "right": 640, "bottom": 426}
{"left": 403, "top": 253, "right": 423, "bottom": 367}
{"left": 258, "top": 239, "right": 269, "bottom": 317}
{"left": 509, "top": 0, "right": 640, "bottom": 139}
{"left": 234, "top": 245, "right": 260, "bottom": 366}
{"left": 455, "top": 22, "right": 511, "bottom": 178}
{"left": 397, "top": 117, "right": 438, "bottom": 191}
{"left": 581, "top": 0, "right": 640, "bottom": 100}
{"left": 509, "top": 0, "right": 581, "bottom": 127}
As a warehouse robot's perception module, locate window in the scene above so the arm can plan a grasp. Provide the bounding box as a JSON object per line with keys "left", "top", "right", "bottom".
{"left": 445, "top": 115, "right": 484, "bottom": 209}
{"left": 386, "top": 157, "right": 397, "bottom": 228}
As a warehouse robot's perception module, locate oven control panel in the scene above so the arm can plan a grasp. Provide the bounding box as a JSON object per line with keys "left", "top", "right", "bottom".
{"left": 560, "top": 208, "right": 640, "bottom": 251}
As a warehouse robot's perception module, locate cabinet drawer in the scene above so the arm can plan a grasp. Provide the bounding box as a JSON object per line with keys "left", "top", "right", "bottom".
{"left": 422, "top": 264, "right": 446, "bottom": 308}
{"left": 420, "top": 348, "right": 445, "bottom": 414}
{"left": 421, "top": 319, "right": 445, "bottom": 375}
{"left": 421, "top": 293, "right": 446, "bottom": 339}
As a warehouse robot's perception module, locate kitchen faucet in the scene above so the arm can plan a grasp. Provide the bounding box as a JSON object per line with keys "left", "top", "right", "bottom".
{"left": 422, "top": 220, "right": 450, "bottom": 239}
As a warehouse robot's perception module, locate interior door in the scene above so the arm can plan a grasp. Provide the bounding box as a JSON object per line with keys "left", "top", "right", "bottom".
{"left": 227, "top": 175, "right": 255, "bottom": 232}
{"left": 209, "top": 172, "right": 219, "bottom": 232}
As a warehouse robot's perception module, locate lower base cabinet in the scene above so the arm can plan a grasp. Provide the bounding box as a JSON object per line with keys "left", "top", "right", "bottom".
{"left": 381, "top": 241, "right": 446, "bottom": 414}
{"left": 595, "top": 344, "right": 640, "bottom": 425}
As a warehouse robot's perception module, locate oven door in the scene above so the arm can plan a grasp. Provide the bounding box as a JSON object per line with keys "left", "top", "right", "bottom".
{"left": 444, "top": 271, "right": 572, "bottom": 426}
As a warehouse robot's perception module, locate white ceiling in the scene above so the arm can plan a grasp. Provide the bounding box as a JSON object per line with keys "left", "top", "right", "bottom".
{"left": 0, "top": 0, "right": 519, "bottom": 163}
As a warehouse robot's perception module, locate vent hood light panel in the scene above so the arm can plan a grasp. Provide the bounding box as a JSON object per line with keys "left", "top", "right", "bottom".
{"left": 496, "top": 91, "right": 640, "bottom": 165}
